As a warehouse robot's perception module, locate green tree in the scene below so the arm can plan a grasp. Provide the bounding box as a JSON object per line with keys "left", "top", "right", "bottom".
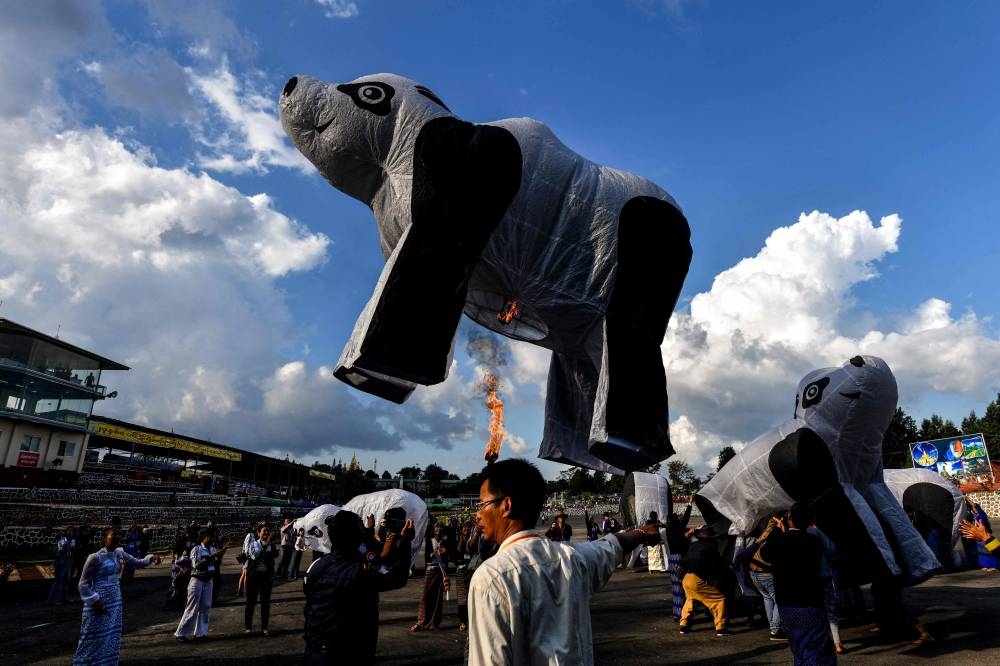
{"left": 424, "top": 463, "right": 448, "bottom": 495}
{"left": 364, "top": 469, "right": 378, "bottom": 479}
{"left": 381, "top": 470, "right": 392, "bottom": 480}
{"left": 882, "top": 407, "right": 920, "bottom": 469}
{"left": 460, "top": 472, "right": 484, "bottom": 495}
{"left": 667, "top": 459, "right": 699, "bottom": 493}
{"left": 546, "top": 478, "right": 568, "bottom": 494}
{"left": 397, "top": 465, "right": 422, "bottom": 479}
{"left": 338, "top": 467, "right": 375, "bottom": 503}
{"left": 604, "top": 473, "right": 625, "bottom": 494}
{"left": 974, "top": 394, "right": 1000, "bottom": 462}
{"left": 919, "top": 414, "right": 961, "bottom": 441}
{"left": 568, "top": 468, "right": 592, "bottom": 495}
{"left": 716, "top": 446, "right": 736, "bottom": 472}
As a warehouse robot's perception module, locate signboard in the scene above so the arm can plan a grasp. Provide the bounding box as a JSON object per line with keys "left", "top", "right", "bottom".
{"left": 309, "top": 469, "right": 337, "bottom": 481}
{"left": 88, "top": 421, "right": 242, "bottom": 461}
{"left": 910, "top": 433, "right": 993, "bottom": 483}
{"left": 17, "top": 451, "right": 40, "bottom": 467}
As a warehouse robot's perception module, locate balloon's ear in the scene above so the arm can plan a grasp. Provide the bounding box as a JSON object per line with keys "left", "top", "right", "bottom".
{"left": 768, "top": 428, "right": 838, "bottom": 501}
{"left": 693, "top": 495, "right": 730, "bottom": 536}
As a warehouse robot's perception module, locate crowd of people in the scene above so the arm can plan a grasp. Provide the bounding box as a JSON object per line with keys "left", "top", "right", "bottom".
{"left": 31, "top": 460, "right": 1000, "bottom": 665}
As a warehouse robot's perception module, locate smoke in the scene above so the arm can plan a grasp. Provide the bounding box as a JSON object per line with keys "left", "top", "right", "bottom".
{"left": 465, "top": 329, "right": 511, "bottom": 375}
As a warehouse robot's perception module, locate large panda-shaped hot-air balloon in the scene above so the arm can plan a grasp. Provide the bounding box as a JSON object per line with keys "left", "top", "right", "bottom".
{"left": 278, "top": 74, "right": 691, "bottom": 473}
{"left": 695, "top": 356, "right": 940, "bottom": 586}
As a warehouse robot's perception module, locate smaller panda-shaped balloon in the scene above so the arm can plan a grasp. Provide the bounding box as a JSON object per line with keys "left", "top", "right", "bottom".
{"left": 279, "top": 73, "right": 692, "bottom": 473}
{"left": 695, "top": 356, "right": 940, "bottom": 587}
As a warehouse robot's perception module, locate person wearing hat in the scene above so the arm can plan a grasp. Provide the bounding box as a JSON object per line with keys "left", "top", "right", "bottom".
{"left": 677, "top": 524, "right": 732, "bottom": 637}
{"left": 545, "top": 512, "right": 573, "bottom": 542}
{"left": 302, "top": 510, "right": 415, "bottom": 665}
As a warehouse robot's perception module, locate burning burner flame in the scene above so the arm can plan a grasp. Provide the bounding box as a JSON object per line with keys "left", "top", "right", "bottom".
{"left": 483, "top": 372, "right": 505, "bottom": 463}
{"left": 497, "top": 299, "right": 520, "bottom": 325}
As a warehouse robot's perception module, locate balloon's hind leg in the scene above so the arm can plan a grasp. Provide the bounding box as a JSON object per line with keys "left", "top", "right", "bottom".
{"left": 589, "top": 197, "right": 691, "bottom": 471}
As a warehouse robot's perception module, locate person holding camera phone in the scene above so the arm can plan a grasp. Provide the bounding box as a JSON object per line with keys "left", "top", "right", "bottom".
{"left": 74, "top": 528, "right": 161, "bottom": 664}
{"left": 243, "top": 523, "right": 279, "bottom": 636}
{"left": 303, "top": 510, "right": 415, "bottom": 665}
{"left": 174, "top": 528, "right": 226, "bottom": 642}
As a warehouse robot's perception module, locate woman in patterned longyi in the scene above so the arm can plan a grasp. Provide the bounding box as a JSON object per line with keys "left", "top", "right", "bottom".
{"left": 74, "top": 528, "right": 160, "bottom": 665}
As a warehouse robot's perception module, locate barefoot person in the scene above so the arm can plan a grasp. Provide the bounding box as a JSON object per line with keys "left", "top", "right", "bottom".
{"left": 467, "top": 458, "right": 660, "bottom": 665}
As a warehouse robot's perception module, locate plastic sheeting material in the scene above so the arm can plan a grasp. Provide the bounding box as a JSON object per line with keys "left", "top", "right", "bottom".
{"left": 343, "top": 489, "right": 429, "bottom": 568}
{"left": 884, "top": 468, "right": 965, "bottom": 548}
{"left": 279, "top": 73, "right": 691, "bottom": 473}
{"left": 293, "top": 504, "right": 341, "bottom": 554}
{"left": 694, "top": 356, "right": 940, "bottom": 587}
{"left": 620, "top": 472, "right": 672, "bottom": 528}
{"left": 621, "top": 472, "right": 670, "bottom": 567}
{"left": 292, "top": 489, "right": 428, "bottom": 567}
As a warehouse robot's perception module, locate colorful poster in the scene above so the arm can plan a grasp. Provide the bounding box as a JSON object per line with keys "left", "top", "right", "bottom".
{"left": 910, "top": 433, "right": 993, "bottom": 482}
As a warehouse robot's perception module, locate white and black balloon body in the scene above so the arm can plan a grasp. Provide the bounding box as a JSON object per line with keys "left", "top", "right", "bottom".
{"left": 694, "top": 356, "right": 940, "bottom": 587}
{"left": 620, "top": 472, "right": 672, "bottom": 528}
{"left": 884, "top": 467, "right": 965, "bottom": 568}
{"left": 278, "top": 74, "right": 692, "bottom": 473}
{"left": 293, "top": 504, "right": 341, "bottom": 553}
{"left": 293, "top": 489, "right": 429, "bottom": 568}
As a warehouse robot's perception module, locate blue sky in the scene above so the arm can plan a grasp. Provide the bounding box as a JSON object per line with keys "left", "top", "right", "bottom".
{"left": 2, "top": 1, "right": 998, "bottom": 480}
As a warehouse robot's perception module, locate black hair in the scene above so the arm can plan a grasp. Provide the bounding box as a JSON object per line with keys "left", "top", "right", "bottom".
{"left": 385, "top": 507, "right": 406, "bottom": 521}
{"left": 789, "top": 502, "right": 815, "bottom": 528}
{"left": 199, "top": 528, "right": 213, "bottom": 541}
{"left": 327, "top": 510, "right": 365, "bottom": 554}
{"left": 480, "top": 458, "right": 545, "bottom": 528}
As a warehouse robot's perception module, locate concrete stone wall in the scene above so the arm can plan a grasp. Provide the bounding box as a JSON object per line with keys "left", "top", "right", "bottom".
{"left": 0, "top": 487, "right": 237, "bottom": 507}
{"left": 0, "top": 485, "right": 309, "bottom": 556}
{"left": 0, "top": 505, "right": 277, "bottom": 530}
{"left": 0, "top": 523, "right": 252, "bottom": 552}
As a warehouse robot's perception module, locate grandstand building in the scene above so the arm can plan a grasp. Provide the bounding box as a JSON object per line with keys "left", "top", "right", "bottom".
{"left": 0, "top": 318, "right": 127, "bottom": 484}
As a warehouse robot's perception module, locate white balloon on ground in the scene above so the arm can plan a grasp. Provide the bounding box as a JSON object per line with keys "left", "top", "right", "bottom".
{"left": 293, "top": 504, "right": 342, "bottom": 553}
{"left": 343, "top": 488, "right": 429, "bottom": 568}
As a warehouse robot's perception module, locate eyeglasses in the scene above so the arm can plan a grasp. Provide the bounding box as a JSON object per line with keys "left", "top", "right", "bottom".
{"left": 476, "top": 497, "right": 506, "bottom": 512}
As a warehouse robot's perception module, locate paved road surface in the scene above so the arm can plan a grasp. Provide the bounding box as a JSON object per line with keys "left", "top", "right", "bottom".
{"left": 3, "top": 530, "right": 999, "bottom": 664}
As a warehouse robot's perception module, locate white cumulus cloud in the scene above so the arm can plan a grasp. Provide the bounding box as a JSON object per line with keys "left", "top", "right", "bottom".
{"left": 188, "top": 59, "right": 314, "bottom": 174}
{"left": 662, "top": 211, "right": 1000, "bottom": 473}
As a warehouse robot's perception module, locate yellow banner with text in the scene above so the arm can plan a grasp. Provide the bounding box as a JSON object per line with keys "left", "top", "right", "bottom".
{"left": 89, "top": 422, "right": 242, "bottom": 461}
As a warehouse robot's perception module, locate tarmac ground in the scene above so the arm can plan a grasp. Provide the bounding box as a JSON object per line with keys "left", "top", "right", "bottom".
{"left": 3, "top": 521, "right": 999, "bottom": 665}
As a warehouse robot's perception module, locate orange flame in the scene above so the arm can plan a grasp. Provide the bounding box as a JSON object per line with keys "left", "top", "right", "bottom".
{"left": 483, "top": 372, "right": 505, "bottom": 463}
{"left": 497, "top": 299, "right": 520, "bottom": 325}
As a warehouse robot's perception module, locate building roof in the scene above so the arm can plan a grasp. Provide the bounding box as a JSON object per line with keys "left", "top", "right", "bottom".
{"left": 0, "top": 318, "right": 129, "bottom": 370}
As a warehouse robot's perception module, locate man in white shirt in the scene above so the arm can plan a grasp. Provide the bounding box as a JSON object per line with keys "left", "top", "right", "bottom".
{"left": 467, "top": 458, "right": 660, "bottom": 665}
